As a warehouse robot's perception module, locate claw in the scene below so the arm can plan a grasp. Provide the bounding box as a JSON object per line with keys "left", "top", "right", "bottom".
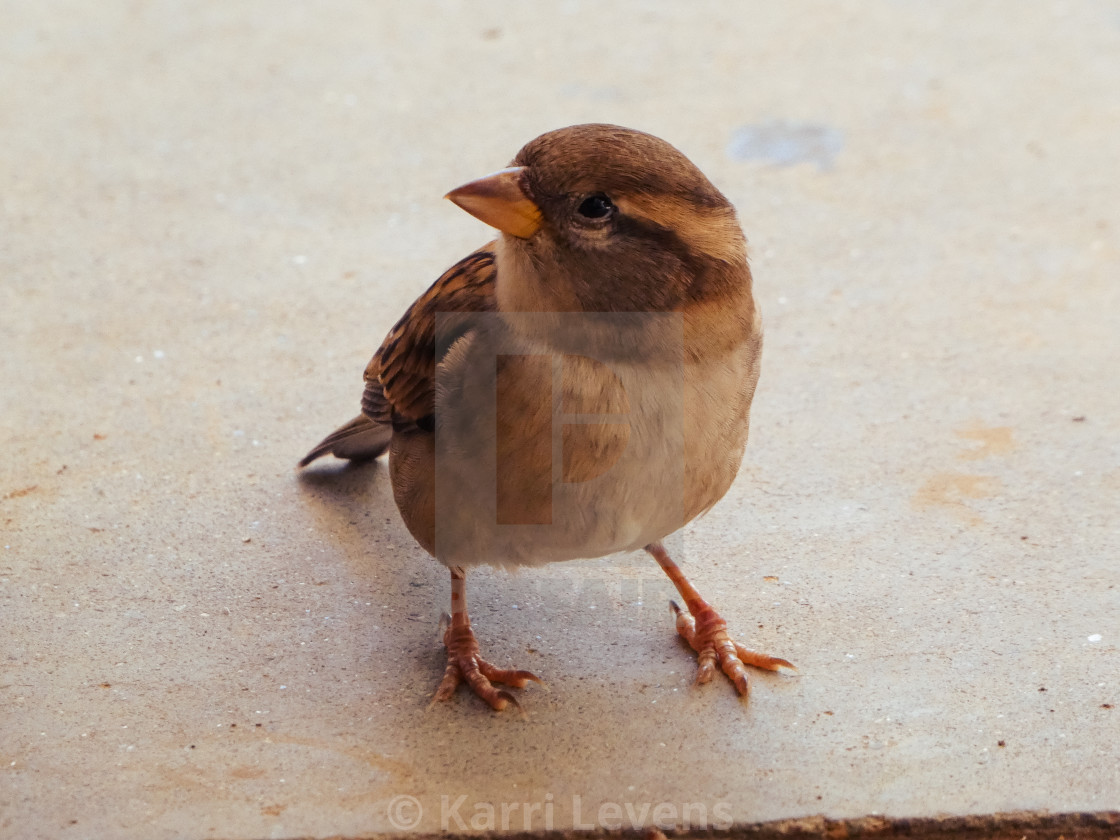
{"left": 733, "top": 640, "right": 797, "bottom": 673}
{"left": 478, "top": 659, "right": 541, "bottom": 690}
{"left": 667, "top": 598, "right": 794, "bottom": 696}
{"left": 430, "top": 617, "right": 539, "bottom": 712}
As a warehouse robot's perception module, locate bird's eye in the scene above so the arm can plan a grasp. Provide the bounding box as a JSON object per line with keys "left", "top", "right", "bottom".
{"left": 577, "top": 193, "right": 615, "bottom": 220}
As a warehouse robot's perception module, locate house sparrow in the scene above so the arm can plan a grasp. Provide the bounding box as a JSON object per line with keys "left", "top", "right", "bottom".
{"left": 300, "top": 124, "right": 793, "bottom": 710}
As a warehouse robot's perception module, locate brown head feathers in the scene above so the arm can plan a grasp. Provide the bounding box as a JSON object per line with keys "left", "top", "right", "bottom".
{"left": 495, "top": 123, "right": 750, "bottom": 314}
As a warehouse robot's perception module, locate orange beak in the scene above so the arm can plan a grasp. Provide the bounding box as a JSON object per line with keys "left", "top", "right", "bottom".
{"left": 445, "top": 166, "right": 542, "bottom": 239}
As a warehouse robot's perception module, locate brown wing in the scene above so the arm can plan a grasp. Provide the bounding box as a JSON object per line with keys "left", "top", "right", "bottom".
{"left": 366, "top": 243, "right": 498, "bottom": 422}
{"left": 299, "top": 243, "right": 497, "bottom": 468}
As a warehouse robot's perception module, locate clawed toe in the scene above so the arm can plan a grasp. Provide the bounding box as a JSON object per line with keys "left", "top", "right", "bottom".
{"left": 431, "top": 613, "right": 540, "bottom": 711}
{"left": 669, "top": 600, "right": 794, "bottom": 697}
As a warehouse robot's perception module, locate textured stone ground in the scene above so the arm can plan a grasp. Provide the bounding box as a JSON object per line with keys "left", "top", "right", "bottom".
{"left": 2, "top": 2, "right": 1118, "bottom": 838}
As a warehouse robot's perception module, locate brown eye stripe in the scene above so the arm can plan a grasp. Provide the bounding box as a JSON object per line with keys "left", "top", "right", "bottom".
{"left": 613, "top": 195, "right": 745, "bottom": 266}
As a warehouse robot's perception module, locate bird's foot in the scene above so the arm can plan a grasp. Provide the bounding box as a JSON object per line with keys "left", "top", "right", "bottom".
{"left": 431, "top": 613, "right": 540, "bottom": 711}
{"left": 669, "top": 601, "right": 795, "bottom": 697}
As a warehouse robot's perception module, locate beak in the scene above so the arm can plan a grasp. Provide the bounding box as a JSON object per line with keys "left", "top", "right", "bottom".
{"left": 445, "top": 166, "right": 542, "bottom": 239}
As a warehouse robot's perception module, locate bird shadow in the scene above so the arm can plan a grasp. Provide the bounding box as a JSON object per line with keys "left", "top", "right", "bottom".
{"left": 295, "top": 456, "right": 382, "bottom": 493}
{"left": 295, "top": 458, "right": 387, "bottom": 525}
{"left": 292, "top": 456, "right": 416, "bottom": 575}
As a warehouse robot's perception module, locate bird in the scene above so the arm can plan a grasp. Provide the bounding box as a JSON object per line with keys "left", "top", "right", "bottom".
{"left": 300, "top": 123, "right": 793, "bottom": 710}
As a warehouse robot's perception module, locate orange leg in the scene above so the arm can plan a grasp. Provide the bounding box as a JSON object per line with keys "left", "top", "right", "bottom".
{"left": 646, "top": 542, "right": 794, "bottom": 697}
{"left": 431, "top": 567, "right": 540, "bottom": 711}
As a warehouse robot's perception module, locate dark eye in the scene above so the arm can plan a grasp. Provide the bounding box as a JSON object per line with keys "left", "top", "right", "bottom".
{"left": 577, "top": 193, "right": 615, "bottom": 220}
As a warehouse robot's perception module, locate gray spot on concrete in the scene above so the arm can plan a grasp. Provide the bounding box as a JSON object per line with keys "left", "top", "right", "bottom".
{"left": 727, "top": 121, "right": 844, "bottom": 170}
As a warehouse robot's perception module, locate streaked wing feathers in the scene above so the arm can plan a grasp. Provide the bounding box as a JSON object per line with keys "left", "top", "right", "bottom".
{"left": 368, "top": 244, "right": 498, "bottom": 421}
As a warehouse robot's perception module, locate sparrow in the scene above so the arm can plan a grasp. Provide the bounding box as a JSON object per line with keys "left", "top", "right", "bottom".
{"left": 300, "top": 123, "right": 793, "bottom": 710}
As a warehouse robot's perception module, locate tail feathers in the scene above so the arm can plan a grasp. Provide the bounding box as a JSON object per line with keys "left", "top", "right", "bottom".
{"left": 298, "top": 414, "right": 391, "bottom": 468}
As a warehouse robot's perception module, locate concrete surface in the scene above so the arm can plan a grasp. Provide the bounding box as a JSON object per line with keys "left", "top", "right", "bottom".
{"left": 2, "top": 2, "right": 1119, "bottom": 838}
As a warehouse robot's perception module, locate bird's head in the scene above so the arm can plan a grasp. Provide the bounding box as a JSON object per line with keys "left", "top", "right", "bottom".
{"left": 445, "top": 124, "right": 749, "bottom": 316}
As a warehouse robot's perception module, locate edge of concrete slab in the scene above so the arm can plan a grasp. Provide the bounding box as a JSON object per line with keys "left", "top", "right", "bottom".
{"left": 256, "top": 811, "right": 1120, "bottom": 840}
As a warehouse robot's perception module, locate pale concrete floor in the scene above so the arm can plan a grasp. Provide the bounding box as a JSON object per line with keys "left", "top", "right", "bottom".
{"left": 2, "top": 2, "right": 1119, "bottom": 838}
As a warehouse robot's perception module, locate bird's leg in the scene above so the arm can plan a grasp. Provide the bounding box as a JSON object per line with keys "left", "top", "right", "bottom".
{"left": 645, "top": 542, "right": 794, "bottom": 697}
{"left": 431, "top": 566, "right": 540, "bottom": 711}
